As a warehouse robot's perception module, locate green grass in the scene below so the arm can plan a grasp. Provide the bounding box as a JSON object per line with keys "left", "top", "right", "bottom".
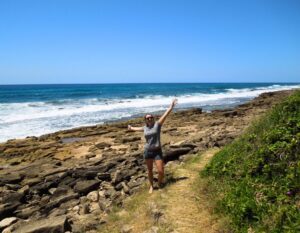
{"left": 202, "top": 90, "right": 300, "bottom": 233}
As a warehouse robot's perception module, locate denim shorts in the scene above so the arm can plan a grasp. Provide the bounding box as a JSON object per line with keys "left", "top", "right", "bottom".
{"left": 144, "top": 148, "right": 163, "bottom": 160}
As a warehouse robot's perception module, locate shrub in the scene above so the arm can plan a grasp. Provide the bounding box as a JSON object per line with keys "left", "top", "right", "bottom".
{"left": 202, "top": 90, "right": 300, "bottom": 232}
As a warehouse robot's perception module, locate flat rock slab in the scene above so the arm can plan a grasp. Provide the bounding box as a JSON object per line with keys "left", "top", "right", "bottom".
{"left": 0, "top": 217, "right": 18, "bottom": 230}
{"left": 14, "top": 215, "right": 71, "bottom": 233}
{"left": 73, "top": 180, "right": 100, "bottom": 195}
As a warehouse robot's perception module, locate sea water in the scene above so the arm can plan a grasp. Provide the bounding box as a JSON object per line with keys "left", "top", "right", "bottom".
{"left": 0, "top": 83, "right": 299, "bottom": 142}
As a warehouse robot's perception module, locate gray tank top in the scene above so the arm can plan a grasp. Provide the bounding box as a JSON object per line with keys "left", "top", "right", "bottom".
{"left": 144, "top": 121, "right": 161, "bottom": 151}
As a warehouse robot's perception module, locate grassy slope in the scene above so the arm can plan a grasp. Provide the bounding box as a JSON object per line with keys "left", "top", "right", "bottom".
{"left": 202, "top": 90, "right": 300, "bottom": 233}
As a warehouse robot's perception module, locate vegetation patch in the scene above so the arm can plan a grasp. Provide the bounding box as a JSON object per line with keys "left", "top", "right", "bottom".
{"left": 202, "top": 90, "right": 300, "bottom": 232}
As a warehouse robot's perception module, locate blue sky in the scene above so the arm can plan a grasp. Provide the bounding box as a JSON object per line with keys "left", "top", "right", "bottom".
{"left": 0, "top": 0, "right": 299, "bottom": 84}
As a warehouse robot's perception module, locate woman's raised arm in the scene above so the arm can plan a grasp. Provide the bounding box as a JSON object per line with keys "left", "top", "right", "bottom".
{"left": 158, "top": 99, "right": 177, "bottom": 126}
{"left": 128, "top": 125, "right": 144, "bottom": 132}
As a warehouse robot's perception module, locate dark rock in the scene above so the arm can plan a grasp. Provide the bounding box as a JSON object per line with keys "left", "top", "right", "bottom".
{"left": 112, "top": 168, "right": 137, "bottom": 184}
{"left": 13, "top": 215, "right": 71, "bottom": 233}
{"left": 73, "top": 180, "right": 100, "bottom": 195}
{"left": 0, "top": 173, "right": 24, "bottom": 185}
{"left": 85, "top": 153, "right": 96, "bottom": 159}
{"left": 0, "top": 190, "right": 24, "bottom": 204}
{"left": 31, "top": 181, "right": 57, "bottom": 194}
{"left": 58, "top": 176, "right": 76, "bottom": 187}
{"left": 43, "top": 191, "right": 78, "bottom": 214}
{"left": 0, "top": 202, "right": 20, "bottom": 219}
{"left": 22, "top": 177, "right": 42, "bottom": 187}
{"left": 95, "top": 142, "right": 111, "bottom": 149}
{"left": 118, "top": 136, "right": 141, "bottom": 143}
{"left": 14, "top": 205, "right": 41, "bottom": 219}
{"left": 164, "top": 148, "right": 192, "bottom": 163}
{"left": 97, "top": 172, "right": 111, "bottom": 181}
{"left": 5, "top": 183, "right": 22, "bottom": 191}
{"left": 190, "top": 108, "right": 203, "bottom": 114}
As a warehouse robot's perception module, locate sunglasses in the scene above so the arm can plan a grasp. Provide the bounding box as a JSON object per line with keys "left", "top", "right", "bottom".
{"left": 145, "top": 116, "right": 154, "bottom": 120}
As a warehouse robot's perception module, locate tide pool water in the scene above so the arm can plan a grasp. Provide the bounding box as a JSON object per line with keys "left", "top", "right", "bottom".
{"left": 0, "top": 83, "right": 299, "bottom": 142}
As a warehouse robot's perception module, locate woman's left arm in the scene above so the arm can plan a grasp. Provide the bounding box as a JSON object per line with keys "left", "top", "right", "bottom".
{"left": 158, "top": 99, "right": 177, "bottom": 126}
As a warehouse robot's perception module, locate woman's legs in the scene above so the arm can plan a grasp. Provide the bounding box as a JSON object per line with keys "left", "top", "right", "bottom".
{"left": 145, "top": 159, "right": 154, "bottom": 193}
{"left": 154, "top": 159, "right": 164, "bottom": 187}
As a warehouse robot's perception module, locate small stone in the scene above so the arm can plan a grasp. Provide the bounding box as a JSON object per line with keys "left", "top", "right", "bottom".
{"left": 79, "top": 203, "right": 90, "bottom": 215}
{"left": 87, "top": 191, "right": 99, "bottom": 202}
{"left": 121, "top": 224, "right": 133, "bottom": 233}
{"left": 48, "top": 187, "right": 57, "bottom": 195}
{"left": 73, "top": 205, "right": 80, "bottom": 213}
{"left": 98, "top": 190, "right": 105, "bottom": 197}
{"left": 143, "top": 226, "right": 159, "bottom": 233}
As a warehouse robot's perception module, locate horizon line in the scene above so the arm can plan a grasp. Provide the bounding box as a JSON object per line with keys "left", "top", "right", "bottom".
{"left": 1, "top": 81, "right": 300, "bottom": 86}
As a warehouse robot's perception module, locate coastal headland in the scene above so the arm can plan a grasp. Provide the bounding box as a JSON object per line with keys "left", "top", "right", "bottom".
{"left": 0, "top": 89, "right": 297, "bottom": 232}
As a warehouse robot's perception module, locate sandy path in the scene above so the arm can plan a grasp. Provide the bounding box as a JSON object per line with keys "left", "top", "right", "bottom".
{"left": 161, "top": 148, "right": 226, "bottom": 233}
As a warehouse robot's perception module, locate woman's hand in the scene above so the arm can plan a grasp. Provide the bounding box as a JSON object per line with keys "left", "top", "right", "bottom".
{"left": 128, "top": 125, "right": 144, "bottom": 132}
{"left": 169, "top": 98, "right": 178, "bottom": 109}
{"left": 158, "top": 98, "right": 178, "bottom": 125}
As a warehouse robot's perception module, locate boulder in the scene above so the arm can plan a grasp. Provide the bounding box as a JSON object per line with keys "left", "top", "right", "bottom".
{"left": 13, "top": 215, "right": 71, "bottom": 233}
{"left": 95, "top": 142, "right": 111, "bottom": 149}
{"left": 87, "top": 191, "right": 99, "bottom": 202}
{"left": 73, "top": 180, "right": 100, "bottom": 195}
{"left": 0, "top": 202, "right": 20, "bottom": 219}
{"left": 0, "top": 173, "right": 24, "bottom": 185}
{"left": 0, "top": 217, "right": 18, "bottom": 231}
{"left": 163, "top": 148, "right": 192, "bottom": 163}
{"left": 14, "top": 205, "right": 41, "bottom": 219}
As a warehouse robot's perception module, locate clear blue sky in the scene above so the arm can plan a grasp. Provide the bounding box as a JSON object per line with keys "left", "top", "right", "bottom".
{"left": 0, "top": 0, "right": 299, "bottom": 84}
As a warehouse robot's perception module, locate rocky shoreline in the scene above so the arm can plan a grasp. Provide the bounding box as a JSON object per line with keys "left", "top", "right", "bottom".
{"left": 0, "top": 89, "right": 296, "bottom": 233}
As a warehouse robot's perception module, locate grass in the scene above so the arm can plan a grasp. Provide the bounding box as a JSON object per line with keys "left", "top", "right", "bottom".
{"left": 202, "top": 90, "right": 300, "bottom": 233}
{"left": 97, "top": 149, "right": 229, "bottom": 233}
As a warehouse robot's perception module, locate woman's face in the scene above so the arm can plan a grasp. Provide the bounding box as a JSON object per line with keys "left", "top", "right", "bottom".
{"left": 145, "top": 114, "right": 154, "bottom": 127}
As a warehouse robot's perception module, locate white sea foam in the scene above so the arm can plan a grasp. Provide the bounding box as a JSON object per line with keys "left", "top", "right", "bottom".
{"left": 0, "top": 84, "right": 299, "bottom": 142}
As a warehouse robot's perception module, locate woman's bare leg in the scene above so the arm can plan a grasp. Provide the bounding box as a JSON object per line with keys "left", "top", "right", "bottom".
{"left": 145, "top": 159, "right": 154, "bottom": 193}
{"left": 154, "top": 159, "right": 164, "bottom": 187}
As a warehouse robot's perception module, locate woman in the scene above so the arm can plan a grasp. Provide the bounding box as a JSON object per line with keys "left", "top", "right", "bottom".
{"left": 128, "top": 99, "right": 177, "bottom": 193}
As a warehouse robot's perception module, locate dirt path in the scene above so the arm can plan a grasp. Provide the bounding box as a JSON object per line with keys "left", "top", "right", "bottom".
{"left": 100, "top": 148, "right": 229, "bottom": 233}
{"left": 161, "top": 148, "right": 224, "bottom": 233}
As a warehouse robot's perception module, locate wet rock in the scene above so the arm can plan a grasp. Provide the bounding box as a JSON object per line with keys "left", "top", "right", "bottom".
{"left": 13, "top": 215, "right": 71, "bottom": 233}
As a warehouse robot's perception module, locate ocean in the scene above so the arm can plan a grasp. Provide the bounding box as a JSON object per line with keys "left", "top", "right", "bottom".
{"left": 0, "top": 83, "right": 299, "bottom": 143}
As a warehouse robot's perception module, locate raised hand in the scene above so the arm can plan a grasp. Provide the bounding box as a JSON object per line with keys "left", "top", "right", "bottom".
{"left": 170, "top": 98, "right": 178, "bottom": 109}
